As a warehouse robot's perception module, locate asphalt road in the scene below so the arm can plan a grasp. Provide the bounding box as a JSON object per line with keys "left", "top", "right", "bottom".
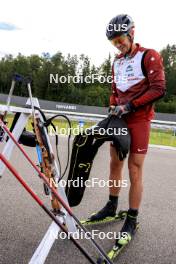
{"left": 0, "top": 137, "right": 176, "bottom": 264}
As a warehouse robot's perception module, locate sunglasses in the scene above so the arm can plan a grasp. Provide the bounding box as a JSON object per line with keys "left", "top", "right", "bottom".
{"left": 110, "top": 34, "right": 127, "bottom": 46}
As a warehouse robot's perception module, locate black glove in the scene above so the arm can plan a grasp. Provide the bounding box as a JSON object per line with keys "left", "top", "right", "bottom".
{"left": 109, "top": 103, "right": 134, "bottom": 117}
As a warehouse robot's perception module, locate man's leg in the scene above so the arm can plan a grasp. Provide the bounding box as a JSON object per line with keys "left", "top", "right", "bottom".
{"left": 118, "top": 121, "right": 150, "bottom": 245}
{"left": 117, "top": 153, "right": 146, "bottom": 245}
{"left": 128, "top": 153, "right": 146, "bottom": 209}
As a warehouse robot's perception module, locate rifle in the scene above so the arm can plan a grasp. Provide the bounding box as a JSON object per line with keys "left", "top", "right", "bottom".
{"left": 26, "top": 78, "right": 62, "bottom": 213}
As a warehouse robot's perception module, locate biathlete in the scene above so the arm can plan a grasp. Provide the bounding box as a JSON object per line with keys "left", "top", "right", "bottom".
{"left": 89, "top": 14, "right": 166, "bottom": 245}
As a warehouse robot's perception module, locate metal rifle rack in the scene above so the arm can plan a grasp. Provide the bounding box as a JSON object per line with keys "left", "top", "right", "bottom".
{"left": 0, "top": 75, "right": 78, "bottom": 264}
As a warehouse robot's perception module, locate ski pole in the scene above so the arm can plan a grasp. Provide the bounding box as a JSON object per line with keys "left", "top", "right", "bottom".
{"left": 0, "top": 120, "right": 114, "bottom": 264}
{"left": 0, "top": 153, "right": 96, "bottom": 264}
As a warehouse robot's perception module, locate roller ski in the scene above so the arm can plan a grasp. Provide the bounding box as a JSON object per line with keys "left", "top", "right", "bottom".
{"left": 97, "top": 209, "right": 139, "bottom": 263}
{"left": 81, "top": 210, "right": 127, "bottom": 226}
{"left": 81, "top": 199, "right": 127, "bottom": 225}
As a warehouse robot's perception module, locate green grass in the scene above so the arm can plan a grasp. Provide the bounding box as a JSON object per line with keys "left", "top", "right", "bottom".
{"left": 150, "top": 128, "right": 176, "bottom": 147}
{"left": 4, "top": 116, "right": 176, "bottom": 147}
{"left": 0, "top": 101, "right": 17, "bottom": 106}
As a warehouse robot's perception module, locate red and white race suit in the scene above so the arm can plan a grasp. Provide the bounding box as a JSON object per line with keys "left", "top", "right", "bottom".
{"left": 110, "top": 43, "right": 166, "bottom": 153}
{"left": 110, "top": 43, "right": 166, "bottom": 123}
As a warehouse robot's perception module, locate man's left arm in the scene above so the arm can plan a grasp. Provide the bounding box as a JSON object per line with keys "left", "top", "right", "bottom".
{"left": 129, "top": 49, "right": 166, "bottom": 110}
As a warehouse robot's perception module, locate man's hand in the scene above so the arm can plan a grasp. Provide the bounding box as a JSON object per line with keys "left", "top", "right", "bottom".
{"left": 109, "top": 103, "right": 133, "bottom": 117}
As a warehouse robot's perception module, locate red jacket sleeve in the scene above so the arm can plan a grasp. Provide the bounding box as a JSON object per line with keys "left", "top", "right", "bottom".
{"left": 131, "top": 49, "right": 166, "bottom": 109}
